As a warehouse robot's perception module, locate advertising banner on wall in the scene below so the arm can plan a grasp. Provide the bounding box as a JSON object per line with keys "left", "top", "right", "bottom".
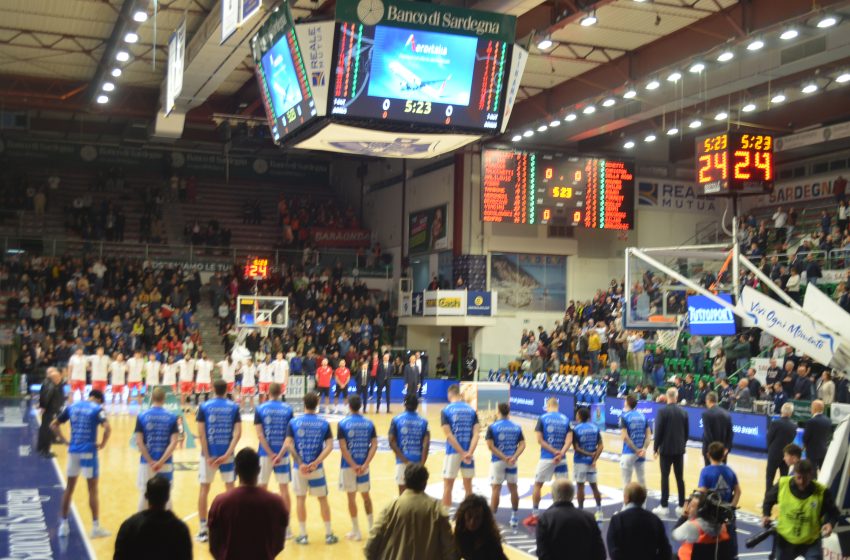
{"left": 295, "top": 21, "right": 334, "bottom": 117}
{"left": 466, "top": 291, "right": 495, "bottom": 316}
{"left": 409, "top": 204, "right": 448, "bottom": 254}
{"left": 745, "top": 173, "right": 846, "bottom": 208}
{"left": 423, "top": 290, "right": 466, "bottom": 316}
{"left": 637, "top": 178, "right": 719, "bottom": 213}
{"left": 687, "top": 293, "right": 737, "bottom": 336}
{"left": 489, "top": 253, "right": 566, "bottom": 312}
{"left": 309, "top": 228, "right": 371, "bottom": 248}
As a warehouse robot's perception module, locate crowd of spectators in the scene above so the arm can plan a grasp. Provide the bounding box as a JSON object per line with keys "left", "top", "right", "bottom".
{"left": 276, "top": 194, "right": 361, "bottom": 248}
{"left": 182, "top": 219, "right": 232, "bottom": 247}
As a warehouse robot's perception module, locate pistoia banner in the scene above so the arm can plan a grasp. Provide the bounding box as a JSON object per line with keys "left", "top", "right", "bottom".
{"left": 222, "top": 0, "right": 240, "bottom": 43}
{"left": 166, "top": 19, "right": 186, "bottom": 114}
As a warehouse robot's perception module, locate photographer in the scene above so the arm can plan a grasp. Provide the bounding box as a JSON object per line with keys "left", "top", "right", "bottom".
{"left": 762, "top": 459, "right": 840, "bottom": 560}
{"left": 671, "top": 491, "right": 735, "bottom": 560}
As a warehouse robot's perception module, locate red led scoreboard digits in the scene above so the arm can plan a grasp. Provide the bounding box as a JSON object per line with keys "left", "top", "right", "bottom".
{"left": 696, "top": 132, "right": 774, "bottom": 195}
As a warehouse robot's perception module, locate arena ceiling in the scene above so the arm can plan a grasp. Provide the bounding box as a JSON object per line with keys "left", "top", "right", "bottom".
{"left": 0, "top": 0, "right": 849, "bottom": 157}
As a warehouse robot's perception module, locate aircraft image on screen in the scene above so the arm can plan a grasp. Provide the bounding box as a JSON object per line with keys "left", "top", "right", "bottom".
{"left": 389, "top": 61, "right": 452, "bottom": 99}
{"left": 261, "top": 39, "right": 303, "bottom": 118}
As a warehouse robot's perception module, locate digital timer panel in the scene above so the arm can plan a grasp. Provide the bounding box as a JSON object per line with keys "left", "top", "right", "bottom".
{"left": 696, "top": 132, "right": 774, "bottom": 196}
{"left": 244, "top": 258, "right": 270, "bottom": 280}
{"left": 482, "top": 149, "right": 635, "bottom": 230}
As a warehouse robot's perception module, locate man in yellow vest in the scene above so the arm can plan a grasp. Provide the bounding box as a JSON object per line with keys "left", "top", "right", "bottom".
{"left": 762, "top": 459, "right": 841, "bottom": 560}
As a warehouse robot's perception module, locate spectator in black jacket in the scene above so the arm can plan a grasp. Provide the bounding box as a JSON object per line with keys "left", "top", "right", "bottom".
{"left": 765, "top": 402, "right": 797, "bottom": 494}
{"left": 536, "top": 479, "right": 605, "bottom": 560}
{"left": 793, "top": 363, "right": 814, "bottom": 400}
{"left": 701, "top": 391, "right": 733, "bottom": 466}
{"left": 375, "top": 351, "right": 393, "bottom": 413}
{"left": 37, "top": 367, "right": 65, "bottom": 458}
{"left": 652, "top": 387, "right": 689, "bottom": 517}
{"left": 114, "top": 476, "right": 192, "bottom": 560}
{"left": 802, "top": 400, "right": 832, "bottom": 469}
{"left": 606, "top": 482, "right": 671, "bottom": 560}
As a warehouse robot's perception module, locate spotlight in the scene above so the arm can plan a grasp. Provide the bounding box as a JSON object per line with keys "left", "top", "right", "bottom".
{"left": 523, "top": 130, "right": 534, "bottom": 137}
{"left": 102, "top": 82, "right": 115, "bottom": 92}
{"left": 689, "top": 119, "right": 702, "bottom": 129}
{"left": 116, "top": 50, "right": 130, "bottom": 62}
{"left": 583, "top": 105, "right": 596, "bottom": 115}
{"left": 742, "top": 103, "right": 756, "bottom": 113}
{"left": 771, "top": 92, "right": 786, "bottom": 103}
{"left": 580, "top": 12, "right": 597, "bottom": 26}
{"left": 801, "top": 83, "right": 818, "bottom": 94}
{"left": 602, "top": 98, "right": 616, "bottom": 107}
{"left": 689, "top": 62, "right": 705, "bottom": 74}
{"left": 536, "top": 36, "right": 553, "bottom": 50}
{"left": 816, "top": 15, "right": 838, "bottom": 29}
{"left": 645, "top": 79, "right": 660, "bottom": 90}
{"left": 96, "top": 95, "right": 109, "bottom": 104}
{"left": 565, "top": 113, "right": 577, "bottom": 122}
{"left": 746, "top": 39, "right": 764, "bottom": 51}
{"left": 550, "top": 119, "right": 561, "bottom": 127}
{"left": 111, "top": 68, "right": 122, "bottom": 78}
{"left": 717, "top": 50, "right": 734, "bottom": 62}
{"left": 132, "top": 10, "right": 148, "bottom": 23}
{"left": 623, "top": 140, "right": 635, "bottom": 149}
{"left": 511, "top": 134, "right": 522, "bottom": 142}
{"left": 780, "top": 28, "right": 798, "bottom": 41}
{"left": 714, "top": 111, "right": 728, "bottom": 121}
{"left": 537, "top": 124, "right": 548, "bottom": 132}
{"left": 644, "top": 134, "right": 656, "bottom": 143}
{"left": 836, "top": 72, "right": 850, "bottom": 84}
{"left": 667, "top": 127, "right": 679, "bottom": 136}
{"left": 623, "top": 89, "right": 637, "bottom": 99}
{"left": 124, "top": 32, "right": 139, "bottom": 43}
{"left": 667, "top": 71, "right": 682, "bottom": 83}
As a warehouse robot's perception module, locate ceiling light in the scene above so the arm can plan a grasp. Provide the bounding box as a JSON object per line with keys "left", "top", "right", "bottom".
{"left": 623, "top": 88, "right": 637, "bottom": 99}
{"left": 645, "top": 79, "right": 660, "bottom": 90}
{"left": 623, "top": 140, "right": 635, "bottom": 149}
{"left": 717, "top": 50, "right": 734, "bottom": 62}
{"left": 565, "top": 113, "right": 577, "bottom": 122}
{"left": 523, "top": 130, "right": 534, "bottom": 137}
{"left": 836, "top": 72, "right": 850, "bottom": 84}
{"left": 746, "top": 39, "right": 765, "bottom": 51}
{"left": 536, "top": 37, "right": 553, "bottom": 50}
{"left": 816, "top": 15, "right": 838, "bottom": 29}
{"left": 550, "top": 119, "right": 561, "bottom": 127}
{"left": 742, "top": 102, "right": 756, "bottom": 113}
{"left": 96, "top": 95, "right": 109, "bottom": 104}
{"left": 667, "top": 127, "right": 679, "bottom": 136}
{"left": 780, "top": 28, "right": 799, "bottom": 41}
{"left": 116, "top": 50, "right": 130, "bottom": 62}
{"left": 583, "top": 105, "right": 596, "bottom": 115}
{"left": 602, "top": 98, "right": 616, "bottom": 107}
{"left": 689, "top": 62, "right": 705, "bottom": 74}
{"left": 667, "top": 71, "right": 682, "bottom": 83}
{"left": 801, "top": 83, "right": 818, "bottom": 94}
{"left": 714, "top": 111, "right": 728, "bottom": 121}
{"left": 511, "top": 134, "right": 522, "bottom": 142}
{"left": 644, "top": 134, "right": 656, "bottom": 143}
{"left": 689, "top": 119, "right": 702, "bottom": 129}
{"left": 771, "top": 92, "right": 786, "bottom": 103}
{"left": 132, "top": 10, "right": 148, "bottom": 22}
{"left": 102, "top": 82, "right": 115, "bottom": 92}
{"left": 537, "top": 124, "right": 548, "bottom": 132}
{"left": 124, "top": 32, "right": 139, "bottom": 43}
{"left": 111, "top": 68, "right": 122, "bottom": 78}
{"left": 580, "top": 12, "right": 597, "bottom": 27}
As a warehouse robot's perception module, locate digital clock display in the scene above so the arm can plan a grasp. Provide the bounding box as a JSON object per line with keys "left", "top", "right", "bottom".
{"left": 696, "top": 132, "right": 774, "bottom": 195}
{"left": 244, "top": 258, "right": 269, "bottom": 280}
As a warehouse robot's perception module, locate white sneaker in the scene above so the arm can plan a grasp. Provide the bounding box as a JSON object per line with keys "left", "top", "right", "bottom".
{"left": 195, "top": 529, "right": 209, "bottom": 542}
{"left": 90, "top": 526, "right": 111, "bottom": 539}
{"left": 651, "top": 505, "right": 668, "bottom": 517}
{"left": 58, "top": 519, "right": 70, "bottom": 537}
{"left": 674, "top": 506, "right": 684, "bottom": 517}
{"left": 345, "top": 531, "right": 362, "bottom": 541}
{"left": 594, "top": 510, "right": 604, "bottom": 522}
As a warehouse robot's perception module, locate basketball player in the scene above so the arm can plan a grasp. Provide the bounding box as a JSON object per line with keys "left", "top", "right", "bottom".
{"left": 89, "top": 346, "right": 110, "bottom": 397}
{"left": 271, "top": 352, "right": 289, "bottom": 400}
{"left": 440, "top": 384, "right": 480, "bottom": 507}
{"left": 177, "top": 353, "right": 195, "bottom": 409}
{"left": 109, "top": 352, "right": 127, "bottom": 405}
{"left": 524, "top": 397, "right": 572, "bottom": 526}
{"left": 315, "top": 358, "right": 333, "bottom": 413}
{"left": 126, "top": 350, "right": 145, "bottom": 405}
{"left": 195, "top": 352, "right": 213, "bottom": 403}
{"left": 285, "top": 392, "right": 338, "bottom": 545}
{"left": 337, "top": 395, "right": 377, "bottom": 541}
{"left": 388, "top": 394, "right": 430, "bottom": 495}
{"left": 161, "top": 355, "right": 177, "bottom": 393}
{"left": 486, "top": 402, "right": 525, "bottom": 527}
{"left": 51, "top": 389, "right": 111, "bottom": 538}
{"left": 144, "top": 352, "right": 161, "bottom": 391}
{"left": 195, "top": 379, "right": 241, "bottom": 543}
{"left": 217, "top": 356, "right": 236, "bottom": 397}
{"left": 134, "top": 387, "right": 179, "bottom": 511}
{"left": 68, "top": 347, "right": 88, "bottom": 402}
{"left": 333, "top": 359, "right": 351, "bottom": 413}
{"left": 240, "top": 357, "right": 257, "bottom": 410}
{"left": 257, "top": 355, "right": 273, "bottom": 403}
{"left": 255, "top": 381, "right": 294, "bottom": 533}
{"left": 620, "top": 393, "right": 651, "bottom": 488}
{"left": 573, "top": 406, "right": 604, "bottom": 521}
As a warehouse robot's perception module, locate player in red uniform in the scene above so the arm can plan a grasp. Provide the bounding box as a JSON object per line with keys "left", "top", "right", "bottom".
{"left": 316, "top": 358, "right": 333, "bottom": 414}
{"left": 333, "top": 359, "right": 351, "bottom": 414}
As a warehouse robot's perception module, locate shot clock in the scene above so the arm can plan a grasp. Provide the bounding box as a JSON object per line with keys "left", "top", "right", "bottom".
{"left": 244, "top": 257, "right": 270, "bottom": 281}
{"left": 696, "top": 132, "right": 774, "bottom": 196}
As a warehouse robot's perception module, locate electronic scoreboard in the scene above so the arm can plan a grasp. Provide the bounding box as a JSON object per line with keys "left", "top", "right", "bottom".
{"left": 695, "top": 131, "right": 774, "bottom": 196}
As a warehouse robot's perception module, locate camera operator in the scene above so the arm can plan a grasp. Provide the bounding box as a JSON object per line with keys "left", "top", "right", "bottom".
{"left": 762, "top": 459, "right": 840, "bottom": 560}
{"left": 671, "top": 491, "right": 735, "bottom": 560}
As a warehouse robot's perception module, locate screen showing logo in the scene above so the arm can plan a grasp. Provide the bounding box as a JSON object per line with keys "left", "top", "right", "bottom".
{"left": 687, "top": 293, "right": 736, "bottom": 336}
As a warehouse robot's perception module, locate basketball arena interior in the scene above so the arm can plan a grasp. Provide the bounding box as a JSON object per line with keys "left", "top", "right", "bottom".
{"left": 1, "top": 0, "right": 850, "bottom": 558}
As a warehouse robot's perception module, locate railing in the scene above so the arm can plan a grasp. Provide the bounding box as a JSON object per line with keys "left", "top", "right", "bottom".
{"left": 0, "top": 235, "right": 393, "bottom": 278}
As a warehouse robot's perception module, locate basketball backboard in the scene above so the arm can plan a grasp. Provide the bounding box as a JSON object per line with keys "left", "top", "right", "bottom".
{"left": 236, "top": 295, "right": 289, "bottom": 333}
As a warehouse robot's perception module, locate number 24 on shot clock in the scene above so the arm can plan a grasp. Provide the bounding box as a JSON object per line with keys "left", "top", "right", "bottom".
{"left": 244, "top": 257, "right": 269, "bottom": 280}
{"left": 696, "top": 131, "right": 774, "bottom": 196}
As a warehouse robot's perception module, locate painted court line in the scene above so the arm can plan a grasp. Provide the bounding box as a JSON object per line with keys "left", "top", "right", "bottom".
{"left": 50, "top": 455, "right": 97, "bottom": 560}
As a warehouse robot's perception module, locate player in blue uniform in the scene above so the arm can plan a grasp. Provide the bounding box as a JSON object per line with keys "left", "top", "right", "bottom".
{"left": 388, "top": 394, "right": 430, "bottom": 495}
{"left": 620, "top": 393, "right": 652, "bottom": 488}
{"left": 485, "top": 402, "right": 526, "bottom": 527}
{"left": 52, "top": 389, "right": 112, "bottom": 539}
{"left": 573, "top": 406, "right": 604, "bottom": 521}
{"left": 337, "top": 394, "right": 377, "bottom": 542}
{"left": 195, "top": 379, "right": 242, "bottom": 543}
{"left": 525, "top": 396, "right": 572, "bottom": 526}
{"left": 285, "top": 391, "right": 338, "bottom": 545}
{"left": 254, "top": 382, "right": 294, "bottom": 530}
{"left": 440, "top": 384, "right": 481, "bottom": 507}
{"left": 134, "top": 387, "right": 179, "bottom": 511}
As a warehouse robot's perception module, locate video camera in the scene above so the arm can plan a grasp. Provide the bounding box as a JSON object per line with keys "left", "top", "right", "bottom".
{"left": 695, "top": 490, "right": 737, "bottom": 527}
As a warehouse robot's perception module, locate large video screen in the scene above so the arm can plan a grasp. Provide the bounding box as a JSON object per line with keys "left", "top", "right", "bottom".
{"left": 261, "top": 37, "right": 305, "bottom": 120}
{"left": 331, "top": 22, "right": 510, "bottom": 132}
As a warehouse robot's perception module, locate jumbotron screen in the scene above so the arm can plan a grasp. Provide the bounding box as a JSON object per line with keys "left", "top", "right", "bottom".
{"left": 482, "top": 149, "right": 635, "bottom": 230}
{"left": 330, "top": 22, "right": 510, "bottom": 132}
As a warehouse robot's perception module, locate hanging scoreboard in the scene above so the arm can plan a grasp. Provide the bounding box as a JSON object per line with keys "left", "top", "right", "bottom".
{"left": 696, "top": 131, "right": 775, "bottom": 196}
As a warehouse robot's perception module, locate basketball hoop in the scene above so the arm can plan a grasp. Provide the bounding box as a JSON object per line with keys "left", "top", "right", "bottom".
{"left": 256, "top": 321, "right": 271, "bottom": 339}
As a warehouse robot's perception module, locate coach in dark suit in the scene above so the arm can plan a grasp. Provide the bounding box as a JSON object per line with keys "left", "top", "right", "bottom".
{"left": 607, "top": 482, "right": 671, "bottom": 560}
{"left": 803, "top": 400, "right": 832, "bottom": 469}
{"left": 375, "top": 352, "right": 393, "bottom": 413}
{"left": 537, "top": 479, "right": 605, "bottom": 560}
{"left": 37, "top": 367, "right": 65, "bottom": 458}
{"left": 653, "top": 387, "right": 689, "bottom": 514}
{"left": 403, "top": 354, "right": 420, "bottom": 398}
{"left": 765, "top": 402, "right": 798, "bottom": 493}
{"left": 701, "top": 391, "right": 733, "bottom": 466}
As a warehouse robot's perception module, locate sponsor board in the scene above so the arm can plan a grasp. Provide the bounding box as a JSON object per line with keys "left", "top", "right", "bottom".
{"left": 310, "top": 227, "right": 371, "bottom": 248}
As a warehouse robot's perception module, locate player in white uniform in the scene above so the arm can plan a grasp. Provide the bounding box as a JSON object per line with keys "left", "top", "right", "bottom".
{"left": 258, "top": 356, "right": 273, "bottom": 403}
{"left": 126, "top": 350, "right": 145, "bottom": 405}
{"left": 240, "top": 358, "right": 257, "bottom": 410}
{"left": 217, "top": 357, "right": 236, "bottom": 396}
{"left": 109, "top": 353, "right": 128, "bottom": 405}
{"left": 144, "top": 353, "right": 161, "bottom": 388}
{"left": 272, "top": 352, "right": 290, "bottom": 398}
{"left": 89, "top": 347, "right": 110, "bottom": 398}
{"left": 68, "top": 348, "right": 89, "bottom": 402}
{"left": 177, "top": 354, "right": 196, "bottom": 407}
{"left": 195, "top": 352, "right": 213, "bottom": 402}
{"left": 161, "top": 355, "right": 177, "bottom": 392}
